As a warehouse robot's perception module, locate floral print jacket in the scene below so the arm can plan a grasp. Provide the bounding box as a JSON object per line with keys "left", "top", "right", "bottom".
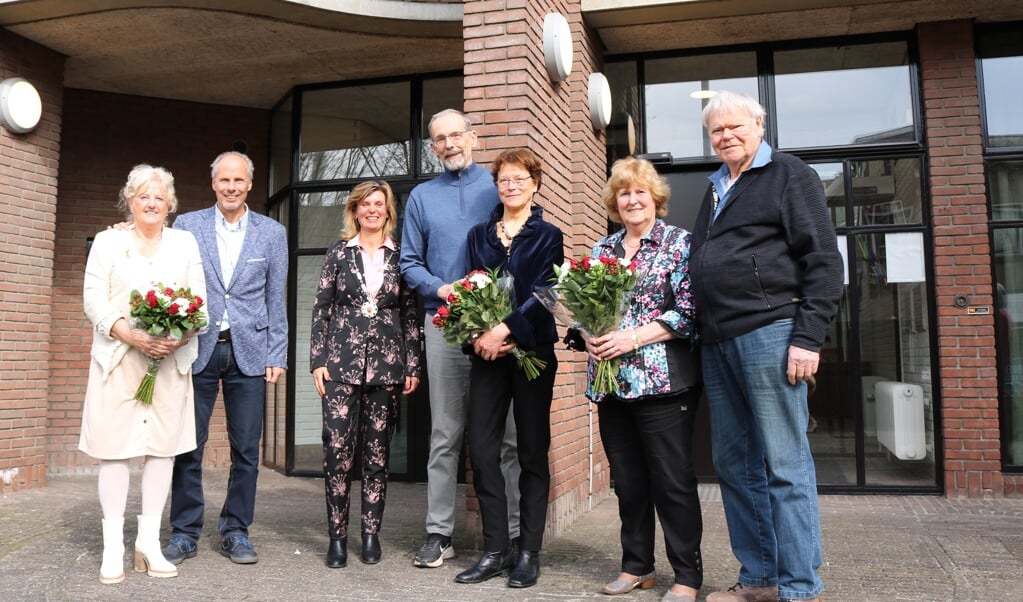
{"left": 310, "top": 240, "right": 423, "bottom": 386}
{"left": 587, "top": 219, "right": 700, "bottom": 402}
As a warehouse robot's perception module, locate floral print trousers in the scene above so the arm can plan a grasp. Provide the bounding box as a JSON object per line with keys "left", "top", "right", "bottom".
{"left": 321, "top": 382, "right": 399, "bottom": 540}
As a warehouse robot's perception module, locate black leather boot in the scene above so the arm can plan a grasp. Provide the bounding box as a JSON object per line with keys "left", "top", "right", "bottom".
{"left": 325, "top": 538, "right": 347, "bottom": 568}
{"left": 361, "top": 532, "right": 381, "bottom": 564}
{"left": 454, "top": 550, "right": 513, "bottom": 584}
{"left": 507, "top": 550, "right": 540, "bottom": 588}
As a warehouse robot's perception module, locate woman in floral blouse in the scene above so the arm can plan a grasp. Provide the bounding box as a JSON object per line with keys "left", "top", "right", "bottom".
{"left": 579, "top": 157, "right": 703, "bottom": 602}
{"left": 310, "top": 180, "right": 423, "bottom": 569}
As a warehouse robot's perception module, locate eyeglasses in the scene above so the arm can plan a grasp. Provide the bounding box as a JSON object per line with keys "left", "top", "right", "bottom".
{"left": 497, "top": 176, "right": 532, "bottom": 188}
{"left": 431, "top": 130, "right": 469, "bottom": 146}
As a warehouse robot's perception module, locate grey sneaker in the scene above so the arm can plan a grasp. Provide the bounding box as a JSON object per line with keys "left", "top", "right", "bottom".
{"left": 412, "top": 533, "right": 455, "bottom": 568}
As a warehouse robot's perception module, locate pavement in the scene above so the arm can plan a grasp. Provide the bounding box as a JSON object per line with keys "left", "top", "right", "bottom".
{"left": 2, "top": 468, "right": 1023, "bottom": 601}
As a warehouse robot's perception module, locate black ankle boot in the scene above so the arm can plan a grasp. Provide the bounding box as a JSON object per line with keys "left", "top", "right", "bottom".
{"left": 361, "top": 532, "right": 381, "bottom": 564}
{"left": 325, "top": 538, "right": 347, "bottom": 568}
{"left": 454, "top": 550, "right": 513, "bottom": 584}
{"left": 507, "top": 550, "right": 540, "bottom": 588}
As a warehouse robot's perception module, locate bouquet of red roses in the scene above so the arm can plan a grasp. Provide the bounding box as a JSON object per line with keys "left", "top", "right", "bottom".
{"left": 432, "top": 267, "right": 547, "bottom": 380}
{"left": 534, "top": 255, "right": 639, "bottom": 394}
{"left": 129, "top": 284, "right": 207, "bottom": 405}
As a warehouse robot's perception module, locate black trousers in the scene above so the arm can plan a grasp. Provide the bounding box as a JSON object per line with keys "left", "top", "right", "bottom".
{"left": 467, "top": 344, "right": 557, "bottom": 553}
{"left": 597, "top": 389, "right": 704, "bottom": 589}
{"left": 321, "top": 382, "right": 399, "bottom": 540}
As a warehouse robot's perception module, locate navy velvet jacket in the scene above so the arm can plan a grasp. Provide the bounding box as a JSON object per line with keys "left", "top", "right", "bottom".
{"left": 465, "top": 203, "right": 564, "bottom": 350}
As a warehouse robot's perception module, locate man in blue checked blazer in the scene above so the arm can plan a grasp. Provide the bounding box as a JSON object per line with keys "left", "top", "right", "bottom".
{"left": 162, "top": 151, "right": 289, "bottom": 567}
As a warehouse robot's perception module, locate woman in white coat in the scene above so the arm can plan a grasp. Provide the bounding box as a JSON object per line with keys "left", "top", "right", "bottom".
{"left": 80, "top": 164, "right": 205, "bottom": 584}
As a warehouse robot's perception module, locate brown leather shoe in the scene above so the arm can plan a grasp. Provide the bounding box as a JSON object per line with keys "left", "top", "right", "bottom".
{"left": 706, "top": 582, "right": 779, "bottom": 602}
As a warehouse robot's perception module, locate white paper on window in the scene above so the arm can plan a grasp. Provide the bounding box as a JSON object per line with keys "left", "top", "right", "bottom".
{"left": 885, "top": 232, "right": 925, "bottom": 283}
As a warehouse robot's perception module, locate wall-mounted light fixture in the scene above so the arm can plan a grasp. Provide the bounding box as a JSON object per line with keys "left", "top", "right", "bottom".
{"left": 588, "top": 73, "right": 612, "bottom": 130}
{"left": 542, "top": 13, "right": 573, "bottom": 83}
{"left": 0, "top": 78, "right": 42, "bottom": 134}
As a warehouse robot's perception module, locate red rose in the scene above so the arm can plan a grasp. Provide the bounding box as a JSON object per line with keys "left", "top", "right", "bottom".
{"left": 447, "top": 293, "right": 457, "bottom": 303}
{"left": 582, "top": 256, "right": 592, "bottom": 269}
{"left": 168, "top": 303, "right": 180, "bottom": 315}
{"left": 195, "top": 296, "right": 203, "bottom": 305}
{"left": 437, "top": 305, "right": 449, "bottom": 318}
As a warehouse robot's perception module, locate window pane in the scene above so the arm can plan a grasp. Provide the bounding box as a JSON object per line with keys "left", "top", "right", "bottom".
{"left": 644, "top": 53, "right": 758, "bottom": 159}
{"left": 811, "top": 162, "right": 846, "bottom": 228}
{"left": 299, "top": 82, "right": 411, "bottom": 181}
{"left": 421, "top": 76, "right": 463, "bottom": 175}
{"left": 269, "top": 94, "right": 293, "bottom": 196}
{"left": 990, "top": 160, "right": 1023, "bottom": 221}
{"left": 850, "top": 158, "right": 923, "bottom": 226}
{"left": 605, "top": 61, "right": 641, "bottom": 159}
{"left": 298, "top": 191, "right": 346, "bottom": 248}
{"left": 995, "top": 226, "right": 1023, "bottom": 464}
{"left": 294, "top": 255, "right": 325, "bottom": 472}
{"left": 980, "top": 30, "right": 1023, "bottom": 148}
{"left": 775, "top": 42, "right": 914, "bottom": 148}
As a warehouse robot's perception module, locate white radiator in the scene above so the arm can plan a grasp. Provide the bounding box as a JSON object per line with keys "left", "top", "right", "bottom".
{"left": 874, "top": 381, "right": 926, "bottom": 460}
{"left": 862, "top": 375, "right": 886, "bottom": 438}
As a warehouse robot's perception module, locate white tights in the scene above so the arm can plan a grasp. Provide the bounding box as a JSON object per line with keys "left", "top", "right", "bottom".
{"left": 98, "top": 457, "right": 174, "bottom": 519}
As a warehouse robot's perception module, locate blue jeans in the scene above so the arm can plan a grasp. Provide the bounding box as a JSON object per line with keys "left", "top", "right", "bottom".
{"left": 703, "top": 319, "right": 823, "bottom": 601}
{"left": 169, "top": 340, "right": 266, "bottom": 541}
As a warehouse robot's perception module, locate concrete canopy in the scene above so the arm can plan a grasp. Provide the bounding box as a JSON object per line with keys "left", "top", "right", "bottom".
{"left": 0, "top": 0, "right": 464, "bottom": 109}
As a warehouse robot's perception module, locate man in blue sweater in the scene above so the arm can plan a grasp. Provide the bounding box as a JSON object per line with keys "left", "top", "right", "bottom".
{"left": 400, "top": 109, "right": 521, "bottom": 568}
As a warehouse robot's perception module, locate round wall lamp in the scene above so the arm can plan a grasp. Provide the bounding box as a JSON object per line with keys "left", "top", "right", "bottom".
{"left": 588, "top": 72, "right": 612, "bottom": 130}
{"left": 542, "top": 12, "right": 573, "bottom": 83}
{"left": 0, "top": 78, "right": 42, "bottom": 134}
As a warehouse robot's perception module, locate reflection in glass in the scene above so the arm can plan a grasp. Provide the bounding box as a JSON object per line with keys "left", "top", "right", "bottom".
{"left": 300, "top": 82, "right": 411, "bottom": 181}
{"left": 810, "top": 162, "right": 845, "bottom": 228}
{"left": 850, "top": 158, "right": 922, "bottom": 226}
{"left": 605, "top": 61, "right": 641, "bottom": 160}
{"left": 989, "top": 161, "right": 1023, "bottom": 222}
{"left": 644, "top": 53, "right": 757, "bottom": 159}
{"left": 775, "top": 42, "right": 914, "bottom": 149}
{"left": 992, "top": 159, "right": 1023, "bottom": 464}
{"left": 980, "top": 30, "right": 1023, "bottom": 148}
{"left": 269, "top": 94, "right": 293, "bottom": 196}
{"left": 421, "top": 76, "right": 464, "bottom": 174}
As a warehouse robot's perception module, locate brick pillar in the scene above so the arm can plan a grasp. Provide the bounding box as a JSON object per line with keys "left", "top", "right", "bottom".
{"left": 462, "top": 0, "right": 610, "bottom": 546}
{"left": 0, "top": 29, "right": 64, "bottom": 492}
{"left": 919, "top": 20, "right": 1003, "bottom": 498}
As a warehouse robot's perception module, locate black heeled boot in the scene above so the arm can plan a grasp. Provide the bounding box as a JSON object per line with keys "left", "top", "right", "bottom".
{"left": 325, "top": 538, "right": 347, "bottom": 568}
{"left": 507, "top": 550, "right": 540, "bottom": 588}
{"left": 361, "top": 532, "right": 381, "bottom": 564}
{"left": 454, "top": 550, "right": 513, "bottom": 584}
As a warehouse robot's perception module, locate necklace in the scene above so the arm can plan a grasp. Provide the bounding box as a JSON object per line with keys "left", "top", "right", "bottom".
{"left": 498, "top": 220, "right": 522, "bottom": 240}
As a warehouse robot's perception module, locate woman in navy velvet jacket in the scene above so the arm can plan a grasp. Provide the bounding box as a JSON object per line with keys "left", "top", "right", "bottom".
{"left": 453, "top": 148, "right": 563, "bottom": 589}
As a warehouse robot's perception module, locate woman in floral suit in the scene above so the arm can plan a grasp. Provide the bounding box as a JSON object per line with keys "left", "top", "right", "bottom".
{"left": 310, "top": 180, "right": 423, "bottom": 569}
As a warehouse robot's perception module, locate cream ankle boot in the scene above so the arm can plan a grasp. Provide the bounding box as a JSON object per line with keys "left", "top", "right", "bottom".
{"left": 100, "top": 517, "right": 125, "bottom": 584}
{"left": 133, "top": 515, "right": 178, "bottom": 578}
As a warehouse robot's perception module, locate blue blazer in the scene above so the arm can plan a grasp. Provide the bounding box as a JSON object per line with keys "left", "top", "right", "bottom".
{"left": 173, "top": 206, "right": 289, "bottom": 377}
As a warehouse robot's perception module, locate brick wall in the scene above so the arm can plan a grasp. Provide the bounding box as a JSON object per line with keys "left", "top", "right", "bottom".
{"left": 463, "top": 0, "right": 611, "bottom": 544}
{"left": 48, "top": 89, "right": 269, "bottom": 474}
{"left": 0, "top": 29, "right": 65, "bottom": 492}
{"left": 918, "top": 20, "right": 1009, "bottom": 498}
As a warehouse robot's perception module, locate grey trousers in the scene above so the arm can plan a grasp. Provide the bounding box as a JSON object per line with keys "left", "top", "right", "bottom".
{"left": 423, "top": 318, "right": 521, "bottom": 538}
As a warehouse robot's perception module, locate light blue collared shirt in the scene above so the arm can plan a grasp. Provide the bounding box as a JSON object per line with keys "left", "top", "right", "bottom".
{"left": 708, "top": 141, "right": 774, "bottom": 222}
{"left": 215, "top": 205, "right": 250, "bottom": 331}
